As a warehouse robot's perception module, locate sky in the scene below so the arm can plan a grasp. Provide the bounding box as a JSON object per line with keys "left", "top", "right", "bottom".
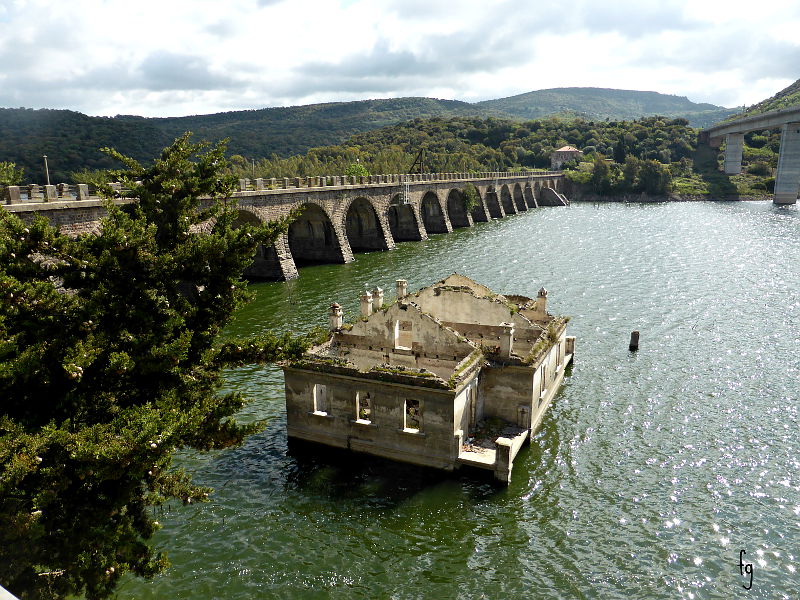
{"left": 0, "top": 0, "right": 798, "bottom": 118}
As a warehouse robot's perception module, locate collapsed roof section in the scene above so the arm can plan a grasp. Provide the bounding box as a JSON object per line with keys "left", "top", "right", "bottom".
{"left": 293, "top": 273, "right": 567, "bottom": 389}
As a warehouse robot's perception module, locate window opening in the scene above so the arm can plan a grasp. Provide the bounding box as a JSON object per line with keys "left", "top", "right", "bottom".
{"left": 405, "top": 399, "right": 421, "bottom": 431}
{"left": 394, "top": 320, "right": 413, "bottom": 350}
{"left": 313, "top": 383, "right": 328, "bottom": 414}
{"left": 356, "top": 392, "right": 371, "bottom": 422}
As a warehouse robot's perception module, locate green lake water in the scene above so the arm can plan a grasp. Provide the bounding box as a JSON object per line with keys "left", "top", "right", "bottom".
{"left": 118, "top": 201, "right": 800, "bottom": 599}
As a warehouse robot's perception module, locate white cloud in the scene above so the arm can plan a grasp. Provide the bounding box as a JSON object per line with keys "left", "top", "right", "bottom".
{"left": 0, "top": 0, "right": 797, "bottom": 116}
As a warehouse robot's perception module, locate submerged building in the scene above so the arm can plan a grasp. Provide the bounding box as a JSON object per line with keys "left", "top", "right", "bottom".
{"left": 281, "top": 274, "right": 575, "bottom": 483}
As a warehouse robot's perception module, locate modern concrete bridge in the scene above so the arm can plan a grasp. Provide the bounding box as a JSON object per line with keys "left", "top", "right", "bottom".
{"left": 3, "top": 171, "right": 567, "bottom": 280}
{"left": 700, "top": 106, "right": 800, "bottom": 204}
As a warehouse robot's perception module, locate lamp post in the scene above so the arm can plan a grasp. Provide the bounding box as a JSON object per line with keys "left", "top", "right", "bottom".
{"left": 43, "top": 155, "right": 51, "bottom": 186}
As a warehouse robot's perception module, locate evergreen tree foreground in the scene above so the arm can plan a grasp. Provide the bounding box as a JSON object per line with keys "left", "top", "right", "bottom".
{"left": 0, "top": 134, "right": 316, "bottom": 599}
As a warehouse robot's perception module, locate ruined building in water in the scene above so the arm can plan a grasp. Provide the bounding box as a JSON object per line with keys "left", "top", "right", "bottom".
{"left": 281, "top": 274, "right": 575, "bottom": 483}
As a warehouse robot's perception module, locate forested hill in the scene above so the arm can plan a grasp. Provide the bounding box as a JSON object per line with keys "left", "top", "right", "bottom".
{"left": 477, "top": 87, "right": 735, "bottom": 127}
{"left": 0, "top": 98, "right": 486, "bottom": 182}
{"left": 1, "top": 89, "right": 731, "bottom": 182}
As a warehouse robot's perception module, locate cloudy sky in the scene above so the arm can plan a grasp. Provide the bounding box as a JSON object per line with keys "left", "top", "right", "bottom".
{"left": 1, "top": 0, "right": 798, "bottom": 117}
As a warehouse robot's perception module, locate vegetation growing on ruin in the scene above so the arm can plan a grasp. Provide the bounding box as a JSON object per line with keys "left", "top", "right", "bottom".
{"left": 0, "top": 134, "right": 311, "bottom": 599}
{"left": 461, "top": 183, "right": 480, "bottom": 213}
{"left": 447, "top": 349, "right": 483, "bottom": 389}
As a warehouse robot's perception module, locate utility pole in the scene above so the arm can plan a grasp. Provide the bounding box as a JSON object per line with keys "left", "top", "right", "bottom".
{"left": 43, "top": 155, "right": 51, "bottom": 186}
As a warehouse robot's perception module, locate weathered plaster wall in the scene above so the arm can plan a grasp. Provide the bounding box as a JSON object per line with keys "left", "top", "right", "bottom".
{"left": 284, "top": 369, "right": 460, "bottom": 469}
{"left": 338, "top": 303, "right": 475, "bottom": 360}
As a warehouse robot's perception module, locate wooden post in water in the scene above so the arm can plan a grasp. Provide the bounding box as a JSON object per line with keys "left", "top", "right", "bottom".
{"left": 629, "top": 331, "right": 640, "bottom": 351}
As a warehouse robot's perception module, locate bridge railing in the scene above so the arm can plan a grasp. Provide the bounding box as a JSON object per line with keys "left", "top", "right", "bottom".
{"left": 3, "top": 170, "right": 562, "bottom": 205}
{"left": 234, "top": 170, "right": 560, "bottom": 192}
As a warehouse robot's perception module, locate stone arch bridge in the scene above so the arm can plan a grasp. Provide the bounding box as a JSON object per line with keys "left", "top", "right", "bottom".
{"left": 4, "top": 171, "right": 568, "bottom": 280}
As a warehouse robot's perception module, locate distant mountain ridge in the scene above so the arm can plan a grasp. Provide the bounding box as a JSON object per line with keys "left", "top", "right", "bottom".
{"left": 0, "top": 88, "right": 732, "bottom": 181}
{"left": 478, "top": 87, "right": 735, "bottom": 127}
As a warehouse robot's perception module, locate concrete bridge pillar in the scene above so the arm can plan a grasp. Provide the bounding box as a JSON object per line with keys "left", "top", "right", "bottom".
{"left": 775, "top": 122, "right": 800, "bottom": 205}
{"left": 723, "top": 133, "right": 744, "bottom": 175}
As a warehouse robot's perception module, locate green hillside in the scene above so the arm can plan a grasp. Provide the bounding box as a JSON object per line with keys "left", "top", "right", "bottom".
{"left": 727, "top": 78, "right": 800, "bottom": 119}
{"left": 0, "top": 89, "right": 733, "bottom": 182}
{"left": 478, "top": 87, "right": 735, "bottom": 128}
{"left": 0, "top": 98, "right": 488, "bottom": 182}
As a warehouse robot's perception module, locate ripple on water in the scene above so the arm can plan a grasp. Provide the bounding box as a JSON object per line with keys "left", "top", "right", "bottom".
{"left": 118, "top": 202, "right": 800, "bottom": 599}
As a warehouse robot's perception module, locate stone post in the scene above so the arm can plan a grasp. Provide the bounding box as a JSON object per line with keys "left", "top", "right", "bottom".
{"left": 775, "top": 122, "right": 800, "bottom": 205}
{"left": 371, "top": 287, "right": 384, "bottom": 312}
{"left": 57, "top": 183, "right": 70, "bottom": 198}
{"left": 294, "top": 177, "right": 302, "bottom": 188}
{"left": 43, "top": 185, "right": 57, "bottom": 201}
{"left": 282, "top": 177, "right": 289, "bottom": 189}
{"left": 255, "top": 178, "right": 265, "bottom": 190}
{"left": 723, "top": 133, "right": 744, "bottom": 175}
{"left": 269, "top": 178, "right": 276, "bottom": 189}
{"left": 328, "top": 302, "right": 344, "bottom": 331}
{"left": 360, "top": 291, "right": 373, "bottom": 317}
{"left": 396, "top": 279, "right": 408, "bottom": 300}
{"left": 499, "top": 322, "right": 515, "bottom": 358}
{"left": 76, "top": 184, "right": 89, "bottom": 200}
{"left": 239, "top": 179, "right": 249, "bottom": 191}
{"left": 4, "top": 186, "right": 21, "bottom": 204}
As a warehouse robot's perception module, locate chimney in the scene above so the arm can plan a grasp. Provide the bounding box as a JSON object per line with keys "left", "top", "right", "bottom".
{"left": 396, "top": 279, "right": 408, "bottom": 300}
{"left": 372, "top": 287, "right": 384, "bottom": 312}
{"left": 499, "top": 322, "right": 515, "bottom": 358}
{"left": 360, "top": 292, "right": 373, "bottom": 318}
{"left": 328, "top": 302, "right": 343, "bottom": 331}
{"left": 537, "top": 287, "right": 548, "bottom": 313}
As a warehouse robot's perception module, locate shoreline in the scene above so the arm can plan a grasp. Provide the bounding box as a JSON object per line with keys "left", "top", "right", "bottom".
{"left": 568, "top": 191, "right": 773, "bottom": 203}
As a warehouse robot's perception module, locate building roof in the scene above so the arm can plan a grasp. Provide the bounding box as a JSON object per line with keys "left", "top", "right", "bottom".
{"left": 288, "top": 274, "right": 564, "bottom": 390}
{"left": 554, "top": 146, "right": 582, "bottom": 153}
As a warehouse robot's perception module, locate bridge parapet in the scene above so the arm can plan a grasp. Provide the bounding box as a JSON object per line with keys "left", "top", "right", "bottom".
{"left": 3, "top": 171, "right": 561, "bottom": 205}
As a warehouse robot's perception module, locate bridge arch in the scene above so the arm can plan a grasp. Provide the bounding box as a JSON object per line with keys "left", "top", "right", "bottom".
{"left": 469, "top": 188, "right": 489, "bottom": 223}
{"left": 288, "top": 202, "right": 350, "bottom": 265}
{"left": 524, "top": 183, "right": 538, "bottom": 208}
{"left": 420, "top": 191, "right": 451, "bottom": 234}
{"left": 344, "top": 197, "right": 391, "bottom": 252}
{"left": 446, "top": 189, "right": 472, "bottom": 228}
{"left": 229, "top": 209, "right": 278, "bottom": 280}
{"left": 484, "top": 187, "right": 503, "bottom": 218}
{"left": 387, "top": 194, "right": 424, "bottom": 241}
{"left": 513, "top": 183, "right": 527, "bottom": 212}
{"left": 500, "top": 185, "right": 516, "bottom": 215}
